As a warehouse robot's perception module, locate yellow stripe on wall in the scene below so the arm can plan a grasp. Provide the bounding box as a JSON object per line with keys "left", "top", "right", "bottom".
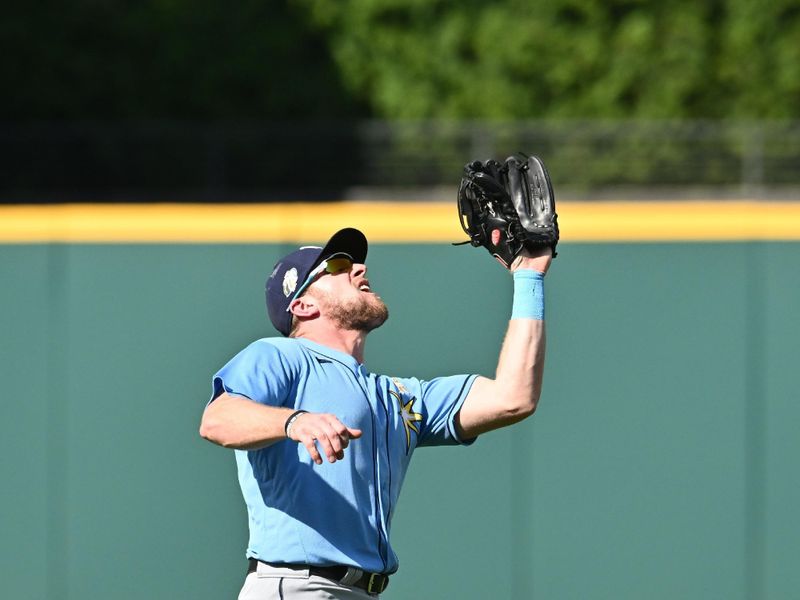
{"left": 2, "top": 201, "right": 800, "bottom": 243}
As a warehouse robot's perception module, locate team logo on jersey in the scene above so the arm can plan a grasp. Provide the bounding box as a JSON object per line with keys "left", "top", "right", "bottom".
{"left": 391, "top": 379, "right": 423, "bottom": 454}
{"left": 282, "top": 268, "right": 298, "bottom": 297}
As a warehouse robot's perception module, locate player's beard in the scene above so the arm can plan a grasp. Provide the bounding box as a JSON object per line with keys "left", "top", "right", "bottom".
{"left": 317, "top": 289, "right": 389, "bottom": 332}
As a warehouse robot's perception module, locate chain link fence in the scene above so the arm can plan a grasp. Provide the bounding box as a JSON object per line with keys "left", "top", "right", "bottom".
{"left": 2, "top": 120, "right": 799, "bottom": 201}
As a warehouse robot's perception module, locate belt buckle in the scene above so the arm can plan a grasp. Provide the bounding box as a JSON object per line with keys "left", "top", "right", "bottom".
{"left": 367, "top": 573, "right": 387, "bottom": 594}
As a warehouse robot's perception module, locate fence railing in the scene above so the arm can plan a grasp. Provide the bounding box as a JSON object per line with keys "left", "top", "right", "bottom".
{"left": 2, "top": 120, "right": 799, "bottom": 201}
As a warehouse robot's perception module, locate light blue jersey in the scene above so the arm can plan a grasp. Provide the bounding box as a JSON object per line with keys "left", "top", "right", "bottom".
{"left": 211, "top": 337, "right": 478, "bottom": 574}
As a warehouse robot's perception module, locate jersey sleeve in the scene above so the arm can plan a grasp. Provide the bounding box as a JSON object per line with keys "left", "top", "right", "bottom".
{"left": 416, "top": 374, "right": 479, "bottom": 447}
{"left": 210, "top": 339, "right": 296, "bottom": 408}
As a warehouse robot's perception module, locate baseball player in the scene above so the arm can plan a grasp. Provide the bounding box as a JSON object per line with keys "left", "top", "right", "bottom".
{"left": 200, "top": 156, "right": 557, "bottom": 599}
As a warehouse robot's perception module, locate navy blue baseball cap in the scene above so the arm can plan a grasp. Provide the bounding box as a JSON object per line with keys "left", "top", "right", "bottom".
{"left": 265, "top": 227, "right": 368, "bottom": 336}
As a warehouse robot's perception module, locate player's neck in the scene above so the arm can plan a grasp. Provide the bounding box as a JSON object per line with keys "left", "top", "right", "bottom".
{"left": 295, "top": 325, "right": 367, "bottom": 364}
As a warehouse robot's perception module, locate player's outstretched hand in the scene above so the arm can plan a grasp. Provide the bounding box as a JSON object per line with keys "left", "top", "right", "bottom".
{"left": 511, "top": 246, "right": 553, "bottom": 275}
{"left": 287, "top": 412, "right": 363, "bottom": 465}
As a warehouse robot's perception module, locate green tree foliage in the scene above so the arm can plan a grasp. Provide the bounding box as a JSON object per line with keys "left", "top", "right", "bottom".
{"left": 297, "top": 0, "right": 800, "bottom": 119}
{"left": 3, "top": 0, "right": 800, "bottom": 120}
{"left": 718, "top": 0, "right": 800, "bottom": 117}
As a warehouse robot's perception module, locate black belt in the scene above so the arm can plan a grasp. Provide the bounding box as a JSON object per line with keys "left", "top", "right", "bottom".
{"left": 247, "top": 558, "right": 390, "bottom": 595}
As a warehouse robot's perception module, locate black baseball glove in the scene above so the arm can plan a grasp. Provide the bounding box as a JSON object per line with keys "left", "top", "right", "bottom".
{"left": 455, "top": 153, "right": 559, "bottom": 267}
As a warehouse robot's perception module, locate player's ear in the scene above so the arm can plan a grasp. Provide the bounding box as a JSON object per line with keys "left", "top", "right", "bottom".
{"left": 289, "top": 296, "right": 319, "bottom": 319}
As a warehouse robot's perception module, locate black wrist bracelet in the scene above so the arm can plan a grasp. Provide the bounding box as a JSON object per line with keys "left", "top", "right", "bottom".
{"left": 284, "top": 409, "right": 308, "bottom": 438}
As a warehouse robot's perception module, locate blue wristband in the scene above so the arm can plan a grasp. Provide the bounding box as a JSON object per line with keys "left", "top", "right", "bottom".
{"left": 511, "top": 270, "right": 545, "bottom": 320}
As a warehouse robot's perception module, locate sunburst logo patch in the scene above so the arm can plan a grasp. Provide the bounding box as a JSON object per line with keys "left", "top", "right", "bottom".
{"left": 389, "top": 384, "right": 423, "bottom": 454}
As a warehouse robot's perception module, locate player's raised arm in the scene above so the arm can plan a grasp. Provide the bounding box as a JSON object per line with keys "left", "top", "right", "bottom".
{"left": 456, "top": 250, "right": 550, "bottom": 438}
{"left": 451, "top": 154, "right": 558, "bottom": 439}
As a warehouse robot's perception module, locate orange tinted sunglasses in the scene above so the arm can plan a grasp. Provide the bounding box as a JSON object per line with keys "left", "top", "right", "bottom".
{"left": 288, "top": 256, "right": 354, "bottom": 307}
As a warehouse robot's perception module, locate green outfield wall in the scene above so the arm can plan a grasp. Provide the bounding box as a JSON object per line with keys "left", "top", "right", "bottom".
{"left": 2, "top": 241, "right": 799, "bottom": 599}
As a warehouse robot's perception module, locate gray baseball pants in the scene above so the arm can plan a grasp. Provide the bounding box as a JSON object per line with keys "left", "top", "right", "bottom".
{"left": 238, "top": 562, "right": 380, "bottom": 600}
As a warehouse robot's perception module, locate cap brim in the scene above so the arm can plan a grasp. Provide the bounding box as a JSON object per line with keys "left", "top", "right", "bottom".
{"left": 316, "top": 228, "right": 368, "bottom": 266}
